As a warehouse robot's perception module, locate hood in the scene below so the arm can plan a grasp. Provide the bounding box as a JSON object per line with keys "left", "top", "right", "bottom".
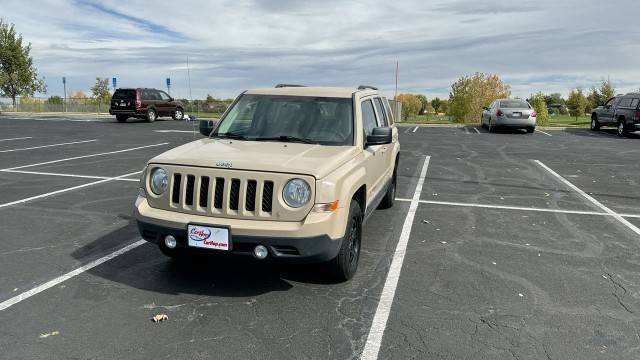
{"left": 149, "top": 139, "right": 359, "bottom": 179}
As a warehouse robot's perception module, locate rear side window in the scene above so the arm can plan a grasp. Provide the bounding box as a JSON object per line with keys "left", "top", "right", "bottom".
{"left": 361, "top": 100, "right": 378, "bottom": 136}
{"left": 382, "top": 97, "right": 394, "bottom": 125}
{"left": 619, "top": 98, "right": 632, "bottom": 107}
{"left": 112, "top": 90, "right": 135, "bottom": 100}
{"left": 141, "top": 90, "right": 155, "bottom": 101}
{"left": 373, "top": 97, "right": 388, "bottom": 126}
{"left": 631, "top": 99, "right": 639, "bottom": 109}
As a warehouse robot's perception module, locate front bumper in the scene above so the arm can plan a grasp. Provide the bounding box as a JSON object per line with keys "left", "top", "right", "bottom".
{"left": 134, "top": 197, "right": 347, "bottom": 263}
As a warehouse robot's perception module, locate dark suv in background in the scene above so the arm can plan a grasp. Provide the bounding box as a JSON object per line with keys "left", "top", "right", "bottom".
{"left": 591, "top": 93, "right": 640, "bottom": 136}
{"left": 109, "top": 88, "right": 184, "bottom": 123}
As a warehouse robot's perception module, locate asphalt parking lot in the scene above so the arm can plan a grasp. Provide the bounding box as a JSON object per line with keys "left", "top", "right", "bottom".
{"left": 1, "top": 115, "right": 639, "bottom": 359}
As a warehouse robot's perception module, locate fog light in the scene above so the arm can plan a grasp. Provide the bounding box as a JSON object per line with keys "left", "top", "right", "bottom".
{"left": 253, "top": 245, "right": 268, "bottom": 260}
{"left": 164, "top": 235, "right": 177, "bottom": 249}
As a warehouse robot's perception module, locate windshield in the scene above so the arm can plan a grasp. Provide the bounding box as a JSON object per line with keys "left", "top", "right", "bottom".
{"left": 112, "top": 90, "right": 135, "bottom": 100}
{"left": 499, "top": 100, "right": 530, "bottom": 109}
{"left": 213, "top": 94, "right": 354, "bottom": 145}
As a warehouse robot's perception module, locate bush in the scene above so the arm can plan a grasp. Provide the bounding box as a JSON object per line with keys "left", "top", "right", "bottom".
{"left": 395, "top": 94, "right": 421, "bottom": 121}
{"left": 529, "top": 92, "right": 549, "bottom": 126}
{"left": 448, "top": 73, "right": 511, "bottom": 123}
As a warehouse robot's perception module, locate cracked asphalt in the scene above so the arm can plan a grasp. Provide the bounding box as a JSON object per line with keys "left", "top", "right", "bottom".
{"left": 0, "top": 115, "right": 639, "bottom": 359}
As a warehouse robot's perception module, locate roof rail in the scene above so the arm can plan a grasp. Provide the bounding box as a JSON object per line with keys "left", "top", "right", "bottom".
{"left": 275, "top": 84, "right": 306, "bottom": 88}
{"left": 358, "top": 85, "right": 378, "bottom": 91}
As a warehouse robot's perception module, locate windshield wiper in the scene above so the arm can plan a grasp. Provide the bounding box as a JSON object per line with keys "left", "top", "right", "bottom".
{"left": 213, "top": 132, "right": 249, "bottom": 141}
{"left": 254, "top": 135, "right": 316, "bottom": 144}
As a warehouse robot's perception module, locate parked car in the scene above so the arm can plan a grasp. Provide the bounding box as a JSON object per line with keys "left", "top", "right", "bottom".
{"left": 481, "top": 99, "right": 537, "bottom": 133}
{"left": 109, "top": 88, "right": 184, "bottom": 123}
{"left": 134, "top": 85, "right": 400, "bottom": 281}
{"left": 591, "top": 93, "right": 640, "bottom": 136}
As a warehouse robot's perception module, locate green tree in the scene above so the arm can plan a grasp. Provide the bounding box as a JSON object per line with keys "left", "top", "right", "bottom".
{"left": 566, "top": 88, "right": 586, "bottom": 120}
{"left": 415, "top": 94, "right": 429, "bottom": 114}
{"left": 439, "top": 99, "right": 449, "bottom": 115}
{"left": 586, "top": 87, "right": 602, "bottom": 114}
{"left": 46, "top": 95, "right": 63, "bottom": 105}
{"left": 448, "top": 73, "right": 511, "bottom": 123}
{"left": 599, "top": 78, "right": 615, "bottom": 100}
{"left": 90, "top": 77, "right": 110, "bottom": 103}
{"left": 0, "top": 19, "right": 46, "bottom": 108}
{"left": 395, "top": 93, "right": 421, "bottom": 121}
{"left": 529, "top": 92, "right": 549, "bottom": 126}
{"left": 431, "top": 97, "right": 443, "bottom": 114}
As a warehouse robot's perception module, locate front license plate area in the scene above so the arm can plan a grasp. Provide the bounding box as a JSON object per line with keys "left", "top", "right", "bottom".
{"left": 187, "top": 224, "right": 231, "bottom": 251}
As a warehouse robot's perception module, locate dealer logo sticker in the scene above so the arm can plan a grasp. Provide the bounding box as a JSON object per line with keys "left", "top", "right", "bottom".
{"left": 189, "top": 227, "right": 211, "bottom": 242}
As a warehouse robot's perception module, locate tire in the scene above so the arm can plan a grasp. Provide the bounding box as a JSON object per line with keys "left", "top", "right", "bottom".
{"left": 116, "top": 115, "right": 127, "bottom": 123}
{"left": 526, "top": 127, "right": 535, "bottom": 133}
{"left": 488, "top": 119, "right": 494, "bottom": 133}
{"left": 590, "top": 115, "right": 600, "bottom": 131}
{"left": 617, "top": 120, "right": 629, "bottom": 137}
{"left": 327, "top": 200, "right": 362, "bottom": 282}
{"left": 172, "top": 108, "right": 184, "bottom": 121}
{"left": 379, "top": 165, "right": 397, "bottom": 209}
{"left": 147, "top": 108, "right": 157, "bottom": 122}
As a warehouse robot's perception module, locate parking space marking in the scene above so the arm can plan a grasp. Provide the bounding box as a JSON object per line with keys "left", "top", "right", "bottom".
{"left": 0, "top": 136, "right": 32, "bottom": 142}
{"left": 535, "top": 160, "right": 640, "bottom": 236}
{"left": 0, "top": 169, "right": 139, "bottom": 182}
{"left": 2, "top": 143, "right": 169, "bottom": 171}
{"left": 537, "top": 130, "right": 552, "bottom": 137}
{"left": 362, "top": 155, "right": 431, "bottom": 360}
{"left": 0, "top": 170, "right": 142, "bottom": 210}
{"left": 0, "top": 239, "right": 145, "bottom": 311}
{"left": 0, "top": 139, "right": 96, "bottom": 153}
{"left": 473, "top": 127, "right": 481, "bottom": 134}
{"left": 154, "top": 130, "right": 195, "bottom": 133}
{"left": 412, "top": 126, "right": 419, "bottom": 133}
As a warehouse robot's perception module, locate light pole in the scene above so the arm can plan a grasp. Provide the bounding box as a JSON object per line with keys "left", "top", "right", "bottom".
{"left": 62, "top": 77, "right": 67, "bottom": 113}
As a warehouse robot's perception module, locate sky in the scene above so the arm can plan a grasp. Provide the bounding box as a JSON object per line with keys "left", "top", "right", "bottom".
{"left": 2, "top": 0, "right": 640, "bottom": 100}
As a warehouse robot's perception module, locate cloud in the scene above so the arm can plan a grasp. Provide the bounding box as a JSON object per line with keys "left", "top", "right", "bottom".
{"left": 3, "top": 0, "right": 639, "bottom": 100}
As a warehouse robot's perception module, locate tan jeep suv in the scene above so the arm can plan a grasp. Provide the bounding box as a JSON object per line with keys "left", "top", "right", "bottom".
{"left": 135, "top": 85, "right": 400, "bottom": 281}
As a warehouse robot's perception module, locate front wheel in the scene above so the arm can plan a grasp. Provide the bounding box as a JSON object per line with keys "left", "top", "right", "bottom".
{"left": 172, "top": 108, "right": 184, "bottom": 120}
{"left": 526, "top": 127, "right": 535, "bottom": 133}
{"left": 327, "top": 200, "right": 362, "bottom": 282}
{"left": 590, "top": 116, "right": 600, "bottom": 131}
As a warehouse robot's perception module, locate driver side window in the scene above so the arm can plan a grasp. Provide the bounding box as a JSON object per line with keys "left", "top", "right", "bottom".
{"left": 361, "top": 99, "right": 378, "bottom": 136}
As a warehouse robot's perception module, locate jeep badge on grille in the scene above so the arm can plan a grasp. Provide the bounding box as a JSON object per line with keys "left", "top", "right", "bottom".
{"left": 215, "top": 161, "right": 232, "bottom": 168}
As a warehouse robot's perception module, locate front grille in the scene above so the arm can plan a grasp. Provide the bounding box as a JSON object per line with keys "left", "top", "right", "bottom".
{"left": 170, "top": 173, "right": 275, "bottom": 218}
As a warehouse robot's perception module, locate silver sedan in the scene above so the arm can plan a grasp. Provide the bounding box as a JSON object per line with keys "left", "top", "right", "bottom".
{"left": 481, "top": 99, "right": 537, "bottom": 133}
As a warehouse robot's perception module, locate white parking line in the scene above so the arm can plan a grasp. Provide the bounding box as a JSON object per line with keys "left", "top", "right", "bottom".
{"left": 0, "top": 139, "right": 96, "bottom": 153}
{"left": 537, "top": 130, "right": 552, "bottom": 137}
{"left": 0, "top": 169, "right": 139, "bottom": 182}
{"left": 394, "top": 198, "right": 640, "bottom": 219}
{"left": 412, "top": 126, "right": 419, "bottom": 133}
{"left": 535, "top": 160, "right": 640, "bottom": 236}
{"left": 0, "top": 136, "right": 32, "bottom": 142}
{"left": 0, "top": 239, "right": 146, "bottom": 311}
{"left": 473, "top": 127, "right": 481, "bottom": 134}
{"left": 0, "top": 170, "right": 142, "bottom": 210}
{"left": 2, "top": 143, "right": 169, "bottom": 171}
{"left": 154, "top": 130, "right": 195, "bottom": 133}
{"left": 362, "top": 156, "right": 431, "bottom": 360}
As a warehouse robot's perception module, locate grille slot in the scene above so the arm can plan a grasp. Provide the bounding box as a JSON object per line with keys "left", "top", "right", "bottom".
{"left": 214, "top": 178, "right": 224, "bottom": 209}
{"left": 199, "top": 176, "right": 210, "bottom": 208}
{"left": 262, "top": 181, "right": 274, "bottom": 212}
{"left": 246, "top": 180, "right": 257, "bottom": 211}
{"left": 229, "top": 179, "right": 240, "bottom": 211}
{"left": 171, "top": 174, "right": 182, "bottom": 204}
{"left": 185, "top": 175, "right": 195, "bottom": 206}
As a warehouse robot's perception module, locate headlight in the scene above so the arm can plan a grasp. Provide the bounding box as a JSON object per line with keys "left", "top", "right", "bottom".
{"left": 150, "top": 167, "right": 168, "bottom": 195}
{"left": 283, "top": 179, "right": 311, "bottom": 208}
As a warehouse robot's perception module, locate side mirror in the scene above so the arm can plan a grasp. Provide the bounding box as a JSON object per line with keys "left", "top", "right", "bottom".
{"left": 366, "top": 127, "right": 392, "bottom": 146}
{"left": 199, "top": 120, "right": 215, "bottom": 136}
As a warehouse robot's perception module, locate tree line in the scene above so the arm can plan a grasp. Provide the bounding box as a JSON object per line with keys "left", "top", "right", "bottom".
{"left": 395, "top": 74, "right": 618, "bottom": 125}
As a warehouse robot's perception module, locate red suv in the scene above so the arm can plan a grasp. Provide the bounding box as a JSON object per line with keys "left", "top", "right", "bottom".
{"left": 109, "top": 88, "right": 185, "bottom": 123}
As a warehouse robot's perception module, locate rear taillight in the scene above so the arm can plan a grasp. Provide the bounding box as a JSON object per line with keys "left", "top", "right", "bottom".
{"left": 634, "top": 111, "right": 640, "bottom": 122}
{"left": 496, "top": 109, "right": 503, "bottom": 117}
{"left": 531, "top": 111, "right": 537, "bottom": 117}
{"left": 135, "top": 91, "right": 141, "bottom": 108}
